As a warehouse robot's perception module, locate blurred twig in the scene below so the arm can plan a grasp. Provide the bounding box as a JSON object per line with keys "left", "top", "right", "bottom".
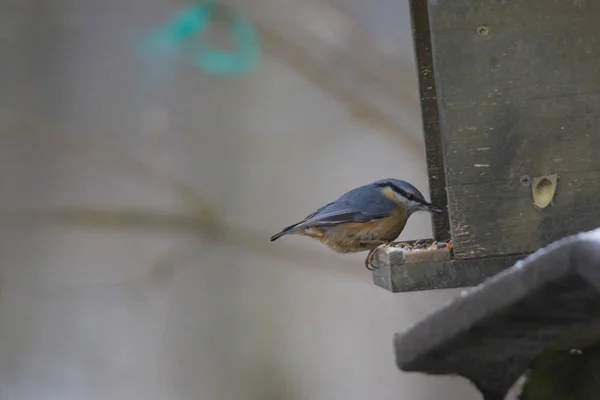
{"left": 0, "top": 112, "right": 359, "bottom": 278}
{"left": 213, "top": 0, "right": 425, "bottom": 154}
{"left": 0, "top": 110, "right": 218, "bottom": 226}
{"left": 0, "top": 206, "right": 357, "bottom": 273}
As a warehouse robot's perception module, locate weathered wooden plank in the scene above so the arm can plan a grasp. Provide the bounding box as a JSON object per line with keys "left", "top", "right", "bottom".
{"left": 448, "top": 169, "right": 600, "bottom": 259}
{"left": 428, "top": 1, "right": 600, "bottom": 112}
{"left": 440, "top": 96, "right": 600, "bottom": 187}
{"left": 394, "top": 228, "right": 600, "bottom": 400}
{"left": 426, "top": 0, "right": 600, "bottom": 258}
{"left": 409, "top": 0, "right": 450, "bottom": 241}
{"left": 372, "top": 248, "right": 522, "bottom": 293}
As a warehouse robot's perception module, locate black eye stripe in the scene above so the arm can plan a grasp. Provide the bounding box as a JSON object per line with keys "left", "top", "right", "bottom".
{"left": 395, "top": 187, "right": 418, "bottom": 202}
{"left": 375, "top": 182, "right": 424, "bottom": 204}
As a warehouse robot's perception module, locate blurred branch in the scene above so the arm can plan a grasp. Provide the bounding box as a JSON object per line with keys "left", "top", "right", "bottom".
{"left": 0, "top": 110, "right": 217, "bottom": 225}
{"left": 0, "top": 206, "right": 356, "bottom": 273}
{"left": 215, "top": 0, "right": 425, "bottom": 154}
{"left": 0, "top": 112, "right": 358, "bottom": 277}
{"left": 0, "top": 208, "right": 212, "bottom": 232}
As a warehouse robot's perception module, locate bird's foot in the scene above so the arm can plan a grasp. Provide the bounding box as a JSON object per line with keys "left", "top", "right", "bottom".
{"left": 364, "top": 243, "right": 391, "bottom": 271}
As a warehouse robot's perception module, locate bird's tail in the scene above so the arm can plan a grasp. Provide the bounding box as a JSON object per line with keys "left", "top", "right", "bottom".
{"left": 419, "top": 201, "right": 445, "bottom": 214}
{"left": 269, "top": 222, "right": 305, "bottom": 241}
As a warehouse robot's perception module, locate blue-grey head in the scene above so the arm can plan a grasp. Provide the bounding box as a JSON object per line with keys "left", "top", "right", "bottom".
{"left": 370, "top": 178, "right": 444, "bottom": 215}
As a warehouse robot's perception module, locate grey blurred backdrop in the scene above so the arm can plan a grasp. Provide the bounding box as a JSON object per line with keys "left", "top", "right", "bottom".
{"left": 0, "top": 0, "right": 490, "bottom": 399}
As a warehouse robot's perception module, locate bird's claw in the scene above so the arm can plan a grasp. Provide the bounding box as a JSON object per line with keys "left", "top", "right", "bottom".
{"left": 365, "top": 243, "right": 390, "bottom": 271}
{"left": 365, "top": 252, "right": 376, "bottom": 271}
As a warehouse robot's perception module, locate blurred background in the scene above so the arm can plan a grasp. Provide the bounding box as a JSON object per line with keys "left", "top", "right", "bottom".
{"left": 0, "top": 0, "right": 492, "bottom": 399}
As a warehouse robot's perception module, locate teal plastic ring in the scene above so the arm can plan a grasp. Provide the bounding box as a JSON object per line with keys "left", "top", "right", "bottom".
{"left": 141, "top": 1, "right": 260, "bottom": 75}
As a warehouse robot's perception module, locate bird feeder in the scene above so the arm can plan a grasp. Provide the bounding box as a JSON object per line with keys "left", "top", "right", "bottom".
{"left": 372, "top": 0, "right": 600, "bottom": 293}
{"left": 395, "top": 228, "right": 600, "bottom": 400}
{"left": 387, "top": 0, "right": 600, "bottom": 398}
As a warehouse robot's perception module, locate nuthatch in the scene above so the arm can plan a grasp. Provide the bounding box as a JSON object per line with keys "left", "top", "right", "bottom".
{"left": 270, "top": 178, "right": 444, "bottom": 270}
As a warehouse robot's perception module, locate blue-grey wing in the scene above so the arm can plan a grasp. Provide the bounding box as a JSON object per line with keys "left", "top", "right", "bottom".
{"left": 303, "top": 186, "right": 396, "bottom": 227}
{"left": 302, "top": 202, "right": 334, "bottom": 221}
